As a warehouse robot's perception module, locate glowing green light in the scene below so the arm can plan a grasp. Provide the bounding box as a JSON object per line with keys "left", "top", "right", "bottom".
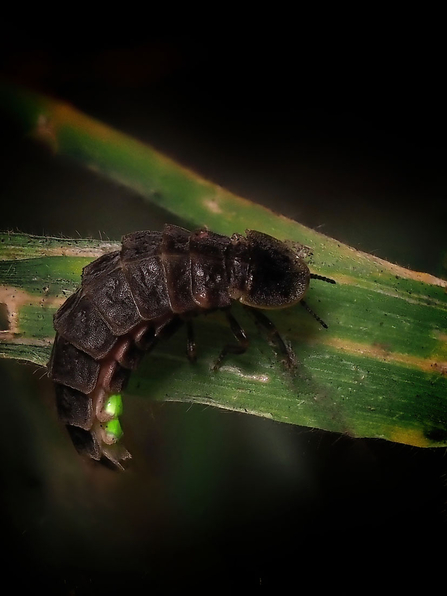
{"left": 104, "top": 418, "right": 123, "bottom": 441}
{"left": 104, "top": 394, "right": 123, "bottom": 417}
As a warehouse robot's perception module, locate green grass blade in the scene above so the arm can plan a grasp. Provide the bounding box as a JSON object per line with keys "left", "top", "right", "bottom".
{"left": 0, "top": 83, "right": 446, "bottom": 448}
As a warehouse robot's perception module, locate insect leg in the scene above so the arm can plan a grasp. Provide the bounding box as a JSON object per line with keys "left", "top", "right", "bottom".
{"left": 213, "top": 309, "right": 249, "bottom": 371}
{"left": 244, "top": 306, "right": 296, "bottom": 370}
{"left": 300, "top": 300, "right": 328, "bottom": 329}
{"left": 153, "top": 315, "right": 184, "bottom": 342}
{"left": 186, "top": 319, "right": 197, "bottom": 363}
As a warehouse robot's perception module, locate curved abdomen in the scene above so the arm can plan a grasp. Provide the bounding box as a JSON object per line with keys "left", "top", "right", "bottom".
{"left": 48, "top": 225, "right": 236, "bottom": 468}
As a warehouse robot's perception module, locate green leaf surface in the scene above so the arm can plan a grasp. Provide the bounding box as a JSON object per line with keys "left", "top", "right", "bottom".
{"left": 1, "top": 83, "right": 446, "bottom": 448}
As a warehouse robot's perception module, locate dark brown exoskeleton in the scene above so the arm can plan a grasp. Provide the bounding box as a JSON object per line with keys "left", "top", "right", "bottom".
{"left": 48, "top": 225, "right": 335, "bottom": 469}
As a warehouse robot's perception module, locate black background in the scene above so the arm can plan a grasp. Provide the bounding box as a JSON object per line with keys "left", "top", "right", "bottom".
{"left": 1, "top": 25, "right": 446, "bottom": 592}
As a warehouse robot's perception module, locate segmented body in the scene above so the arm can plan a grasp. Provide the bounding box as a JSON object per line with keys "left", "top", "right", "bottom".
{"left": 48, "top": 225, "right": 334, "bottom": 469}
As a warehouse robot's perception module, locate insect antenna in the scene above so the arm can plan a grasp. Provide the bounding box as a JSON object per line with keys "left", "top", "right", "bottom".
{"left": 310, "top": 273, "right": 336, "bottom": 284}
{"left": 301, "top": 300, "right": 328, "bottom": 329}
